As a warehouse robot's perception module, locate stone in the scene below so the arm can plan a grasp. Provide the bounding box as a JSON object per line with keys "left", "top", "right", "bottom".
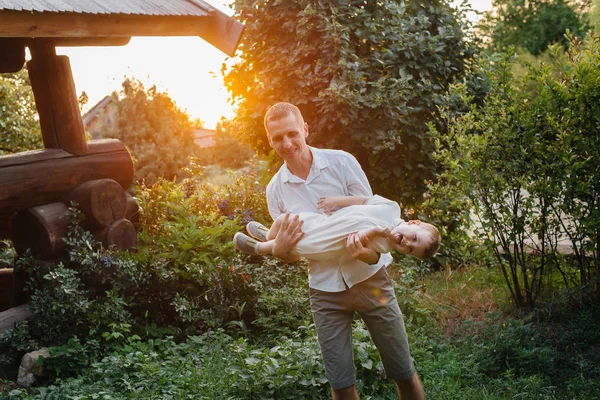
{"left": 17, "top": 348, "right": 50, "bottom": 387}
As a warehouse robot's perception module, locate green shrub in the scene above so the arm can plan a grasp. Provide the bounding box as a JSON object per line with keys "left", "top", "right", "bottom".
{"left": 431, "top": 34, "right": 600, "bottom": 308}
{"left": 0, "top": 322, "right": 37, "bottom": 380}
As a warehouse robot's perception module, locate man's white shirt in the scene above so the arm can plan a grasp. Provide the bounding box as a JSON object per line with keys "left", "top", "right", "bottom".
{"left": 266, "top": 146, "right": 392, "bottom": 292}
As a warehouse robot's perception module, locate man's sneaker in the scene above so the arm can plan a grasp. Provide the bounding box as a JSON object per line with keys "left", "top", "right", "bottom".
{"left": 246, "top": 221, "right": 269, "bottom": 242}
{"left": 233, "top": 232, "right": 260, "bottom": 255}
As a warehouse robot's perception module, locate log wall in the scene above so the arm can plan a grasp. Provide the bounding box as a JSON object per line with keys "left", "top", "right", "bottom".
{"left": 0, "top": 139, "right": 134, "bottom": 215}
{"left": 11, "top": 179, "right": 138, "bottom": 259}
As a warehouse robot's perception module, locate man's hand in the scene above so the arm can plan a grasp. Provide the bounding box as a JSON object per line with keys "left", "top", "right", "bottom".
{"left": 346, "top": 232, "right": 380, "bottom": 264}
{"left": 271, "top": 213, "right": 304, "bottom": 262}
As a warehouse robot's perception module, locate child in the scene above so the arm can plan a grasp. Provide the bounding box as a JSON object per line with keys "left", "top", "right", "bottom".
{"left": 234, "top": 195, "right": 440, "bottom": 260}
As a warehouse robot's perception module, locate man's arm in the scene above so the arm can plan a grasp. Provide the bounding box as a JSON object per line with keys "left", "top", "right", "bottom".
{"left": 270, "top": 214, "right": 304, "bottom": 262}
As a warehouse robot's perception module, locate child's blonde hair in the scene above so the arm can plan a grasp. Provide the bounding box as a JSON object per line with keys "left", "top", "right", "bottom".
{"left": 419, "top": 222, "right": 441, "bottom": 259}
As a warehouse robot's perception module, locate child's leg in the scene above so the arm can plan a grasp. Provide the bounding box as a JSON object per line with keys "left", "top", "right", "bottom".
{"left": 257, "top": 213, "right": 301, "bottom": 254}
{"left": 256, "top": 239, "right": 275, "bottom": 255}
{"left": 266, "top": 214, "right": 286, "bottom": 240}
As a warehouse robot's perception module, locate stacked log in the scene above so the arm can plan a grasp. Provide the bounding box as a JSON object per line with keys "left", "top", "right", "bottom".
{"left": 11, "top": 178, "right": 139, "bottom": 259}
{"left": 0, "top": 304, "right": 32, "bottom": 334}
{"left": 0, "top": 268, "right": 13, "bottom": 311}
{"left": 12, "top": 202, "right": 68, "bottom": 259}
{"left": 0, "top": 139, "right": 133, "bottom": 214}
{"left": 0, "top": 212, "right": 14, "bottom": 240}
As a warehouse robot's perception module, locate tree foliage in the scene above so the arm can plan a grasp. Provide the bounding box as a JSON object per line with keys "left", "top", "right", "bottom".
{"left": 224, "top": 0, "right": 474, "bottom": 205}
{"left": 431, "top": 34, "right": 600, "bottom": 307}
{"left": 99, "top": 79, "right": 197, "bottom": 185}
{"left": 591, "top": 0, "right": 600, "bottom": 32}
{"left": 194, "top": 119, "right": 255, "bottom": 169}
{"left": 0, "top": 70, "right": 42, "bottom": 154}
{"left": 479, "top": 0, "right": 588, "bottom": 55}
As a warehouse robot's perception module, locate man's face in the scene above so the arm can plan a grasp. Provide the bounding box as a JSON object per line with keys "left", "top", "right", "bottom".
{"left": 390, "top": 222, "right": 432, "bottom": 259}
{"left": 266, "top": 113, "right": 309, "bottom": 163}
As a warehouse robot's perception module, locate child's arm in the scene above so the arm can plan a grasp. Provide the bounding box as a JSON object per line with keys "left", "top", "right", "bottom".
{"left": 357, "top": 226, "right": 393, "bottom": 242}
{"left": 317, "top": 196, "right": 369, "bottom": 213}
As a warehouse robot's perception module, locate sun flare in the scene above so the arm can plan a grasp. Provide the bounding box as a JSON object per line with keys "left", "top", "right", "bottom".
{"left": 59, "top": 36, "right": 235, "bottom": 130}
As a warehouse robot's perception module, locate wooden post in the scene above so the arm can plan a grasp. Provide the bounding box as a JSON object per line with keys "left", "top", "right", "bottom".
{"left": 27, "top": 41, "right": 88, "bottom": 155}
{"left": 0, "top": 38, "right": 25, "bottom": 73}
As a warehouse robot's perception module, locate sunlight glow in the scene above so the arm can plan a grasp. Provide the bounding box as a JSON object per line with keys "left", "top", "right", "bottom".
{"left": 58, "top": 1, "right": 236, "bottom": 130}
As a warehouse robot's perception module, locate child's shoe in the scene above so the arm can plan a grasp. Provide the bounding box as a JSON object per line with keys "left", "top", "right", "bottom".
{"left": 245, "top": 221, "right": 269, "bottom": 242}
{"left": 233, "top": 232, "right": 260, "bottom": 255}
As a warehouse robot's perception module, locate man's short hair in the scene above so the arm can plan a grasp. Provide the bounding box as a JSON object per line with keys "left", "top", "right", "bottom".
{"left": 264, "top": 102, "right": 304, "bottom": 133}
{"left": 420, "top": 222, "right": 441, "bottom": 259}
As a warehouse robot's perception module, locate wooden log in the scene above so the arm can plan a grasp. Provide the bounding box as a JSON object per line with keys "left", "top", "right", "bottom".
{"left": 0, "top": 304, "right": 32, "bottom": 334}
{"left": 0, "top": 139, "right": 134, "bottom": 215}
{"left": 124, "top": 193, "right": 140, "bottom": 229}
{"left": 67, "top": 179, "right": 127, "bottom": 230}
{"left": 0, "top": 38, "right": 25, "bottom": 73}
{"left": 0, "top": 268, "right": 13, "bottom": 311}
{"left": 94, "top": 218, "right": 137, "bottom": 251}
{"left": 0, "top": 212, "right": 15, "bottom": 240}
{"left": 12, "top": 202, "right": 69, "bottom": 259}
{"left": 27, "top": 43, "right": 87, "bottom": 155}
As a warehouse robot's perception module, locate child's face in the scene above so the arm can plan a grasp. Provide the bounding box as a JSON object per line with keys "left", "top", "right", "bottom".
{"left": 390, "top": 222, "right": 432, "bottom": 259}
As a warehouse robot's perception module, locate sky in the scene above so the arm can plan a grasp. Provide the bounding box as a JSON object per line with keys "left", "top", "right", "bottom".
{"left": 61, "top": 0, "right": 492, "bottom": 130}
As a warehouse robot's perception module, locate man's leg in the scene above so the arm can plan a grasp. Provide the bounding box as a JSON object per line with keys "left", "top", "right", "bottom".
{"left": 394, "top": 374, "right": 425, "bottom": 400}
{"left": 309, "top": 287, "right": 358, "bottom": 398}
{"left": 332, "top": 384, "right": 359, "bottom": 400}
{"left": 356, "top": 267, "right": 425, "bottom": 400}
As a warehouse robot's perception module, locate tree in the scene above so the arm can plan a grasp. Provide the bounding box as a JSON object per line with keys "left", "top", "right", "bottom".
{"left": 99, "top": 79, "right": 197, "bottom": 185}
{"left": 0, "top": 69, "right": 43, "bottom": 154}
{"left": 479, "top": 0, "right": 588, "bottom": 55}
{"left": 224, "top": 0, "right": 474, "bottom": 205}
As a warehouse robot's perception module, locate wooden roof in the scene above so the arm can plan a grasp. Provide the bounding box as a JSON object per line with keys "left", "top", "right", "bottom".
{"left": 0, "top": 0, "right": 243, "bottom": 56}
{"left": 0, "top": 0, "right": 211, "bottom": 16}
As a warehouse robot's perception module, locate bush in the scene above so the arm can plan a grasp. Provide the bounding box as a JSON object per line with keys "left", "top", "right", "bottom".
{"left": 9, "top": 164, "right": 309, "bottom": 352}
{"left": 430, "top": 34, "right": 600, "bottom": 308}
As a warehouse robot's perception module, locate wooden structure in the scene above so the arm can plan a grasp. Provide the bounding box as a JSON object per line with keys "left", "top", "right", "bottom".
{"left": 0, "top": 0, "right": 244, "bottom": 330}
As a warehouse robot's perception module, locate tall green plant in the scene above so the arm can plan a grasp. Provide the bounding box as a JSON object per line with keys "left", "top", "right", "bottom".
{"left": 224, "top": 0, "right": 475, "bottom": 206}
{"left": 431, "top": 34, "right": 600, "bottom": 307}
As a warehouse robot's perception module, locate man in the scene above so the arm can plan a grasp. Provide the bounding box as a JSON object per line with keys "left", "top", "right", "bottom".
{"left": 262, "top": 102, "right": 425, "bottom": 400}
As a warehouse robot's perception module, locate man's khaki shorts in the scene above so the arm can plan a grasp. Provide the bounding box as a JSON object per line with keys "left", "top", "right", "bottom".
{"left": 309, "top": 267, "right": 415, "bottom": 390}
